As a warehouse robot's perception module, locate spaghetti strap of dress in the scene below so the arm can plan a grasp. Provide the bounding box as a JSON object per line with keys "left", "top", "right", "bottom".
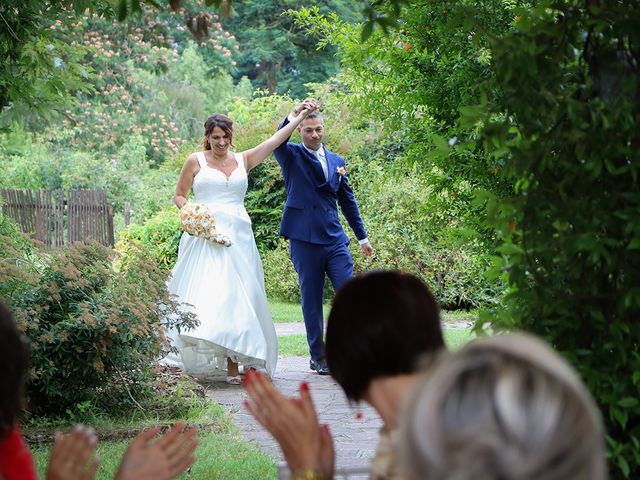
{"left": 235, "top": 152, "right": 246, "bottom": 172}
{"left": 196, "top": 151, "right": 207, "bottom": 169}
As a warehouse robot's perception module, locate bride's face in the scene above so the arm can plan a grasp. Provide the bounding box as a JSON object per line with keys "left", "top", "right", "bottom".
{"left": 208, "top": 126, "right": 231, "bottom": 155}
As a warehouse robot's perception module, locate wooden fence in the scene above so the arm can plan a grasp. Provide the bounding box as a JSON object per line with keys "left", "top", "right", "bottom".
{"left": 1, "top": 189, "right": 114, "bottom": 248}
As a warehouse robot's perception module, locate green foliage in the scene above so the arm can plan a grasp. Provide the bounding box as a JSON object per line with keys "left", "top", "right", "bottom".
{"left": 221, "top": 0, "right": 360, "bottom": 97}
{"left": 0, "top": 213, "right": 41, "bottom": 302}
{"left": 226, "top": 93, "right": 293, "bottom": 250}
{"left": 0, "top": 0, "right": 94, "bottom": 120}
{"left": 261, "top": 239, "right": 300, "bottom": 302}
{"left": 469, "top": 2, "right": 640, "bottom": 477}
{"left": 40, "top": 7, "right": 239, "bottom": 164}
{"left": 0, "top": 221, "right": 197, "bottom": 415}
{"left": 117, "top": 207, "right": 182, "bottom": 271}
{"left": 287, "top": 3, "right": 518, "bottom": 308}
{"left": 347, "top": 154, "right": 499, "bottom": 309}
{"left": 259, "top": 151, "right": 499, "bottom": 309}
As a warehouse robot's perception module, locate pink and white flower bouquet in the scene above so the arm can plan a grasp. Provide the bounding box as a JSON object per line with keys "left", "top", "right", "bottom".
{"left": 179, "top": 202, "right": 232, "bottom": 247}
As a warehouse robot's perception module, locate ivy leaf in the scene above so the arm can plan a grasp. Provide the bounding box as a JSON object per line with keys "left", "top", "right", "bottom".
{"left": 628, "top": 235, "right": 640, "bottom": 249}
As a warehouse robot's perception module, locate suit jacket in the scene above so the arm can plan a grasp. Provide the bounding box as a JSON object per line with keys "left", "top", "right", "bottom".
{"left": 273, "top": 117, "right": 367, "bottom": 245}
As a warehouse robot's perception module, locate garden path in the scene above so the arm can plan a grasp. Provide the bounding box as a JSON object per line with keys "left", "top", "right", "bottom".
{"left": 203, "top": 319, "right": 473, "bottom": 477}
{"left": 204, "top": 354, "right": 382, "bottom": 476}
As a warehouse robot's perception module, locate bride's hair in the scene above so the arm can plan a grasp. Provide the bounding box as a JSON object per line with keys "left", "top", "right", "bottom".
{"left": 400, "top": 333, "right": 607, "bottom": 480}
{"left": 203, "top": 113, "right": 234, "bottom": 150}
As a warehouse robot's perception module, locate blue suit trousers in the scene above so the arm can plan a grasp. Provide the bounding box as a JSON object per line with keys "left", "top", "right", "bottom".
{"left": 289, "top": 239, "right": 354, "bottom": 361}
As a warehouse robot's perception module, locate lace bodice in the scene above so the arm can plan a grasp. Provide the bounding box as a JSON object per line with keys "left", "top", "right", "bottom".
{"left": 193, "top": 152, "right": 247, "bottom": 207}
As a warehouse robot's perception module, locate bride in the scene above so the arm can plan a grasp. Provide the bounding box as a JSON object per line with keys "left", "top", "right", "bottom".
{"left": 164, "top": 104, "right": 317, "bottom": 384}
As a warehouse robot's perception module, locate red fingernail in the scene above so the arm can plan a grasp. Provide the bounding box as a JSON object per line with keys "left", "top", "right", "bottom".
{"left": 255, "top": 371, "right": 263, "bottom": 378}
{"left": 243, "top": 400, "right": 250, "bottom": 409}
{"left": 322, "top": 424, "right": 330, "bottom": 433}
{"left": 243, "top": 371, "right": 252, "bottom": 385}
{"left": 300, "top": 381, "right": 309, "bottom": 392}
{"left": 355, "top": 411, "right": 363, "bottom": 420}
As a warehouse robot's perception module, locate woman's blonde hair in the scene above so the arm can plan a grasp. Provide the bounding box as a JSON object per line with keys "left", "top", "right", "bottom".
{"left": 400, "top": 333, "right": 607, "bottom": 480}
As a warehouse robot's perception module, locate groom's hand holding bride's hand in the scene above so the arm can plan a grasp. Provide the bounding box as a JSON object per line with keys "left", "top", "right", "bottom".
{"left": 293, "top": 98, "right": 319, "bottom": 116}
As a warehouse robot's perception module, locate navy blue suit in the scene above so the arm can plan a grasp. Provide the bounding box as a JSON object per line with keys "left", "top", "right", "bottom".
{"left": 274, "top": 117, "right": 368, "bottom": 361}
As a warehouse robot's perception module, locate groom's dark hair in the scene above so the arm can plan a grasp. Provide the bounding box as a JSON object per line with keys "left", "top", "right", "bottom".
{"left": 326, "top": 270, "right": 445, "bottom": 402}
{"left": 300, "top": 111, "right": 323, "bottom": 124}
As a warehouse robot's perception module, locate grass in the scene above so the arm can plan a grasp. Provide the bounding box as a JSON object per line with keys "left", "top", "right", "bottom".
{"left": 271, "top": 301, "right": 476, "bottom": 356}
{"left": 29, "top": 389, "right": 277, "bottom": 479}
{"left": 444, "top": 328, "right": 475, "bottom": 350}
{"left": 278, "top": 334, "right": 311, "bottom": 357}
{"left": 31, "top": 427, "right": 277, "bottom": 480}
{"left": 269, "top": 301, "right": 477, "bottom": 327}
{"left": 269, "top": 301, "right": 329, "bottom": 323}
{"left": 278, "top": 328, "right": 474, "bottom": 358}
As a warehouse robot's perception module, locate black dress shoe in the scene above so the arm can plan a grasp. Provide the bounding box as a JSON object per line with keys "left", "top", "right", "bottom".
{"left": 309, "top": 358, "right": 330, "bottom": 375}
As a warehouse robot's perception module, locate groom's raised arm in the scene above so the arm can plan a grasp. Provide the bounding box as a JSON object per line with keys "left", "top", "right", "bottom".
{"left": 273, "top": 115, "right": 295, "bottom": 167}
{"left": 273, "top": 99, "right": 319, "bottom": 166}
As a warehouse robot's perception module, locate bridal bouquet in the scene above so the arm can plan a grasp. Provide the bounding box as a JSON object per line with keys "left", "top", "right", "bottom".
{"left": 179, "top": 202, "right": 232, "bottom": 247}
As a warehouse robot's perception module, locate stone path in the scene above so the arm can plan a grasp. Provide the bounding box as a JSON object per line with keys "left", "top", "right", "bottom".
{"left": 203, "top": 355, "right": 382, "bottom": 476}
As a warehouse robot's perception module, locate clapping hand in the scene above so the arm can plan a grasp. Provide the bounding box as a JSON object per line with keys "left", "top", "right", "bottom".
{"left": 115, "top": 422, "right": 199, "bottom": 480}
{"left": 243, "top": 371, "right": 334, "bottom": 478}
{"left": 46, "top": 424, "right": 99, "bottom": 480}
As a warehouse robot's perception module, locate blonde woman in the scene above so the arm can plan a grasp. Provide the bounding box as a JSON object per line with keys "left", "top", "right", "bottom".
{"left": 400, "top": 333, "right": 607, "bottom": 480}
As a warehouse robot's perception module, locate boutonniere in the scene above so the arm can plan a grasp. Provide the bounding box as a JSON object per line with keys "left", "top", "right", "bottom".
{"left": 336, "top": 166, "right": 347, "bottom": 177}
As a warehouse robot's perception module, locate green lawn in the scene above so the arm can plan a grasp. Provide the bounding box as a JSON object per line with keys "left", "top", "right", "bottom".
{"left": 32, "top": 432, "right": 276, "bottom": 480}
{"left": 30, "top": 400, "right": 277, "bottom": 480}
{"left": 278, "top": 329, "right": 474, "bottom": 357}
{"left": 269, "top": 301, "right": 329, "bottom": 323}
{"left": 269, "top": 301, "right": 477, "bottom": 327}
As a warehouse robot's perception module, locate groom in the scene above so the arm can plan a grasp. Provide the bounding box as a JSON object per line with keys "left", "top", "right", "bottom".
{"left": 274, "top": 99, "right": 373, "bottom": 375}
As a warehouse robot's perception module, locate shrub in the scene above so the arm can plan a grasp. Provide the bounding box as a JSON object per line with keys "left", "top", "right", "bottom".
{"left": 0, "top": 213, "right": 41, "bottom": 304}
{"left": 1, "top": 231, "right": 196, "bottom": 415}
{"left": 475, "top": 3, "right": 640, "bottom": 477}
{"left": 116, "top": 207, "right": 182, "bottom": 271}
{"left": 261, "top": 239, "right": 300, "bottom": 302}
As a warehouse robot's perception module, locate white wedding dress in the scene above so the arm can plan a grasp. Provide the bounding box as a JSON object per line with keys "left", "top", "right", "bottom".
{"left": 164, "top": 152, "right": 277, "bottom": 378}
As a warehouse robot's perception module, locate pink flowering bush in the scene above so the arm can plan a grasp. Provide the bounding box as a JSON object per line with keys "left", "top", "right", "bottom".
{"left": 47, "top": 4, "right": 240, "bottom": 164}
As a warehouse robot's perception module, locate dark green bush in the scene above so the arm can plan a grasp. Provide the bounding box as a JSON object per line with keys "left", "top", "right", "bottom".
{"left": 261, "top": 239, "right": 301, "bottom": 302}
{"left": 475, "top": 2, "right": 640, "bottom": 477}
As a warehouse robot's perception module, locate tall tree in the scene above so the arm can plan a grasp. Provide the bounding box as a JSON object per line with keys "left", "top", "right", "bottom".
{"left": 221, "top": 0, "right": 359, "bottom": 97}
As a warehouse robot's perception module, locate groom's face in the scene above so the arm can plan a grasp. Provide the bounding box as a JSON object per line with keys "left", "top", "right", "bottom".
{"left": 298, "top": 117, "right": 324, "bottom": 151}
